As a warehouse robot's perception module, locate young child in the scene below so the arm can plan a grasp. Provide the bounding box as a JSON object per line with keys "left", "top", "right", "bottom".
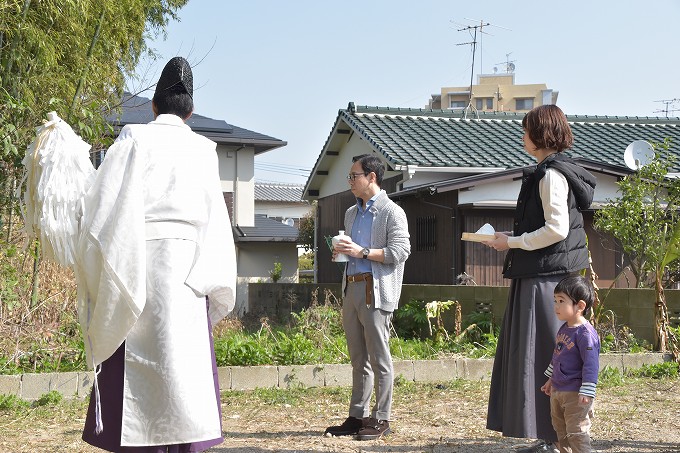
{"left": 540, "top": 275, "right": 600, "bottom": 453}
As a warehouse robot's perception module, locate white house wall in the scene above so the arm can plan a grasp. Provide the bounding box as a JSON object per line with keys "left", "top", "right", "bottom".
{"left": 316, "top": 133, "right": 402, "bottom": 198}
{"left": 458, "top": 179, "right": 522, "bottom": 205}
{"left": 234, "top": 242, "right": 299, "bottom": 315}
{"left": 254, "top": 201, "right": 312, "bottom": 219}
{"left": 216, "top": 144, "right": 255, "bottom": 227}
{"left": 456, "top": 170, "right": 624, "bottom": 206}
{"left": 591, "top": 173, "right": 623, "bottom": 202}
{"left": 318, "top": 134, "right": 368, "bottom": 198}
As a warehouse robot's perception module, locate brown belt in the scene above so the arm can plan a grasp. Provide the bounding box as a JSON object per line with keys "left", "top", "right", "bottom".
{"left": 347, "top": 273, "right": 373, "bottom": 305}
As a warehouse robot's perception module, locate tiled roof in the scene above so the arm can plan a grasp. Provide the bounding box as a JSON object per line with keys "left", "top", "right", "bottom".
{"left": 305, "top": 104, "right": 680, "bottom": 196}
{"left": 348, "top": 106, "right": 680, "bottom": 169}
{"left": 255, "top": 183, "right": 306, "bottom": 203}
{"left": 108, "top": 93, "right": 287, "bottom": 154}
{"left": 233, "top": 214, "right": 298, "bottom": 242}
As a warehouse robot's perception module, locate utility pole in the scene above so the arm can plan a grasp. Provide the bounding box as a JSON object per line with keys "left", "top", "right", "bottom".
{"left": 454, "top": 19, "right": 509, "bottom": 119}
{"left": 456, "top": 20, "right": 489, "bottom": 119}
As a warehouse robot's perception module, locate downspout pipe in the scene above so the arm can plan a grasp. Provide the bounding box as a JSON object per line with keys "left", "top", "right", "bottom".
{"left": 395, "top": 165, "right": 417, "bottom": 191}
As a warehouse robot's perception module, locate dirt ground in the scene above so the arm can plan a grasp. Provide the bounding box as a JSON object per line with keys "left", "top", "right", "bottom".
{"left": 0, "top": 378, "right": 679, "bottom": 452}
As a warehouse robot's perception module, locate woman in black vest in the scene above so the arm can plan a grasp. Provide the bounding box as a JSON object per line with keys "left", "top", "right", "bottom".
{"left": 484, "top": 105, "right": 596, "bottom": 453}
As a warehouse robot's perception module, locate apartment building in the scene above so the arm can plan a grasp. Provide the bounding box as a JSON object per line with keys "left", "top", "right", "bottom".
{"left": 428, "top": 73, "right": 558, "bottom": 113}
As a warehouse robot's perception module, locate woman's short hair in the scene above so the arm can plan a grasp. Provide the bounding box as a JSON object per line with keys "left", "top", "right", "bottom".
{"left": 522, "top": 105, "right": 574, "bottom": 152}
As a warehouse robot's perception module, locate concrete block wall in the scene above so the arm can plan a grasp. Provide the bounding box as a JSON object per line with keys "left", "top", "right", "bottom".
{"left": 0, "top": 354, "right": 666, "bottom": 401}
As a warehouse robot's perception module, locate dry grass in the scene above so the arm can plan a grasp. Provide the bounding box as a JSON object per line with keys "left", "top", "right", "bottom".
{"left": 0, "top": 377, "right": 678, "bottom": 452}
{"left": 0, "top": 225, "right": 81, "bottom": 374}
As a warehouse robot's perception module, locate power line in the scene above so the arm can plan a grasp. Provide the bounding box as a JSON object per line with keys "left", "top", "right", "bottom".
{"left": 255, "top": 161, "right": 312, "bottom": 171}
{"left": 254, "top": 162, "right": 311, "bottom": 177}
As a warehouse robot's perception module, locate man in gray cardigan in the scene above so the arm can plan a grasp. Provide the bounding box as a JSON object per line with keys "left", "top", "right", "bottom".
{"left": 325, "top": 154, "right": 410, "bottom": 440}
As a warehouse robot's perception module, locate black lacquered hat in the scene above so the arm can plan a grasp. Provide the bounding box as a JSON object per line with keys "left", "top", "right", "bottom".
{"left": 154, "top": 56, "right": 193, "bottom": 98}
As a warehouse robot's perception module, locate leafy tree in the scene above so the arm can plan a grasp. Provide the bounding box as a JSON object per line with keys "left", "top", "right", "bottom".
{"left": 0, "top": 0, "right": 188, "bottom": 341}
{"left": 594, "top": 139, "right": 680, "bottom": 358}
{"left": 269, "top": 262, "right": 282, "bottom": 283}
{"left": 297, "top": 202, "right": 316, "bottom": 251}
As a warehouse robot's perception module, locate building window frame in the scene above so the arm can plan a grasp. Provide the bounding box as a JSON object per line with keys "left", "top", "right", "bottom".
{"left": 515, "top": 98, "right": 534, "bottom": 111}
{"left": 449, "top": 100, "right": 467, "bottom": 110}
{"left": 475, "top": 98, "right": 494, "bottom": 111}
{"left": 415, "top": 215, "right": 437, "bottom": 252}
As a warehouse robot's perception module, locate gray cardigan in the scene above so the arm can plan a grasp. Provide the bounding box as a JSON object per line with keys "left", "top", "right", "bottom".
{"left": 342, "top": 190, "right": 411, "bottom": 312}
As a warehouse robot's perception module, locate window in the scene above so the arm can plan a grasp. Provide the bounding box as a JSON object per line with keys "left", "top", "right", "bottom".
{"left": 450, "top": 100, "right": 466, "bottom": 109}
{"left": 475, "top": 98, "right": 493, "bottom": 111}
{"left": 415, "top": 215, "right": 437, "bottom": 251}
{"left": 515, "top": 98, "right": 534, "bottom": 110}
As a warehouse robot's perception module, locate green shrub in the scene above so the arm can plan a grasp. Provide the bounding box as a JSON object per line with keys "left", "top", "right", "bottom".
{"left": 598, "top": 365, "right": 625, "bottom": 387}
{"left": 298, "top": 251, "right": 313, "bottom": 271}
{"left": 596, "top": 313, "right": 651, "bottom": 353}
{"left": 456, "top": 331, "right": 498, "bottom": 359}
{"left": 214, "top": 333, "right": 271, "bottom": 366}
{"left": 34, "top": 390, "right": 62, "bottom": 407}
{"left": 633, "top": 361, "right": 679, "bottom": 379}
{"left": 393, "top": 299, "right": 430, "bottom": 339}
{"left": 272, "top": 332, "right": 317, "bottom": 365}
{"left": 0, "top": 394, "right": 29, "bottom": 410}
{"left": 390, "top": 337, "right": 439, "bottom": 360}
{"left": 462, "top": 311, "right": 495, "bottom": 336}
{"left": 393, "top": 373, "right": 415, "bottom": 390}
{"left": 269, "top": 262, "right": 282, "bottom": 283}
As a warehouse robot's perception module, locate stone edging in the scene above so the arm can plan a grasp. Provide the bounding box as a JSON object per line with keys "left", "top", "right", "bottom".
{"left": 0, "top": 353, "right": 666, "bottom": 401}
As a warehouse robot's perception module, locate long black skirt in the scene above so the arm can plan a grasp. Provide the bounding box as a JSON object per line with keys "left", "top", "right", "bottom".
{"left": 82, "top": 306, "right": 223, "bottom": 453}
{"left": 486, "top": 275, "right": 565, "bottom": 442}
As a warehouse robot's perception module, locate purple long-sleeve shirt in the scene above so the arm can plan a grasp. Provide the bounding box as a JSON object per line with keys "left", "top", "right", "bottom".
{"left": 544, "top": 320, "right": 600, "bottom": 398}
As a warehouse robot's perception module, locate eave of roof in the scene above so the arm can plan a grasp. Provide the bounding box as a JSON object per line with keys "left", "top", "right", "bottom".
{"left": 389, "top": 157, "right": 632, "bottom": 201}
{"left": 108, "top": 93, "right": 287, "bottom": 155}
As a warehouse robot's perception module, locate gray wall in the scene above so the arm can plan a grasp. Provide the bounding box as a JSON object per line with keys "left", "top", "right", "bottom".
{"left": 248, "top": 283, "right": 680, "bottom": 345}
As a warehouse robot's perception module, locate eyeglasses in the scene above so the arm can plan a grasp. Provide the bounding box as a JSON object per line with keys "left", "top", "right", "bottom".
{"left": 347, "top": 172, "right": 367, "bottom": 181}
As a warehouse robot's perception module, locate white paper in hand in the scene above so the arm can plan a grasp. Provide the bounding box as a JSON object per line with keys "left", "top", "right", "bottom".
{"left": 461, "top": 223, "right": 496, "bottom": 242}
{"left": 476, "top": 223, "right": 495, "bottom": 235}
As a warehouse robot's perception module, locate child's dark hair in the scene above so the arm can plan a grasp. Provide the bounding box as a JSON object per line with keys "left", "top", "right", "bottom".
{"left": 554, "top": 275, "right": 595, "bottom": 317}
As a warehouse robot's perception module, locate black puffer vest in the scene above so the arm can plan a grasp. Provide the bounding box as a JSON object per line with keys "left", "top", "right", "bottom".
{"left": 502, "top": 153, "right": 596, "bottom": 279}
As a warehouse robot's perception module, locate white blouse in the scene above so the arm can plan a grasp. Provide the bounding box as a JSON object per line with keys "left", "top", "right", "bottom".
{"left": 507, "top": 168, "right": 570, "bottom": 251}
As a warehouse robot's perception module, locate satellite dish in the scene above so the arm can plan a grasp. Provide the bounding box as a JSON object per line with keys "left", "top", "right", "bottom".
{"left": 283, "top": 218, "right": 295, "bottom": 227}
{"left": 623, "top": 140, "right": 655, "bottom": 170}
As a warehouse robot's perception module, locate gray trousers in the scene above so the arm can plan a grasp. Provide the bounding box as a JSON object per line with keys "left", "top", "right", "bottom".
{"left": 342, "top": 280, "right": 393, "bottom": 421}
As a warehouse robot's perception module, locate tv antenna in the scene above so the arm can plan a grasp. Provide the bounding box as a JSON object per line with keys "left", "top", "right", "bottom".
{"left": 454, "top": 19, "right": 510, "bottom": 119}
{"left": 494, "top": 53, "right": 516, "bottom": 74}
{"left": 654, "top": 98, "right": 680, "bottom": 118}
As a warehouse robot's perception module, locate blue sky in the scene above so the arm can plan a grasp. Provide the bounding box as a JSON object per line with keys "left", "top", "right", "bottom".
{"left": 130, "top": 0, "right": 680, "bottom": 184}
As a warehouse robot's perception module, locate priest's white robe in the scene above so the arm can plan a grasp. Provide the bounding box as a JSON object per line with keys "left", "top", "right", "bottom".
{"left": 75, "top": 114, "right": 236, "bottom": 446}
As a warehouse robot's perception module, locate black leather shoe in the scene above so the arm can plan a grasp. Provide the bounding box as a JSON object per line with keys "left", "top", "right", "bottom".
{"left": 356, "top": 418, "right": 391, "bottom": 440}
{"left": 324, "top": 416, "right": 366, "bottom": 436}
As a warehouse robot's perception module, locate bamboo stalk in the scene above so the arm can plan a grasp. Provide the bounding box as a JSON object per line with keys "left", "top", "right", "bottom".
{"left": 3, "top": 0, "right": 32, "bottom": 92}
{"left": 29, "top": 240, "right": 40, "bottom": 309}
{"left": 69, "top": 7, "right": 105, "bottom": 121}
